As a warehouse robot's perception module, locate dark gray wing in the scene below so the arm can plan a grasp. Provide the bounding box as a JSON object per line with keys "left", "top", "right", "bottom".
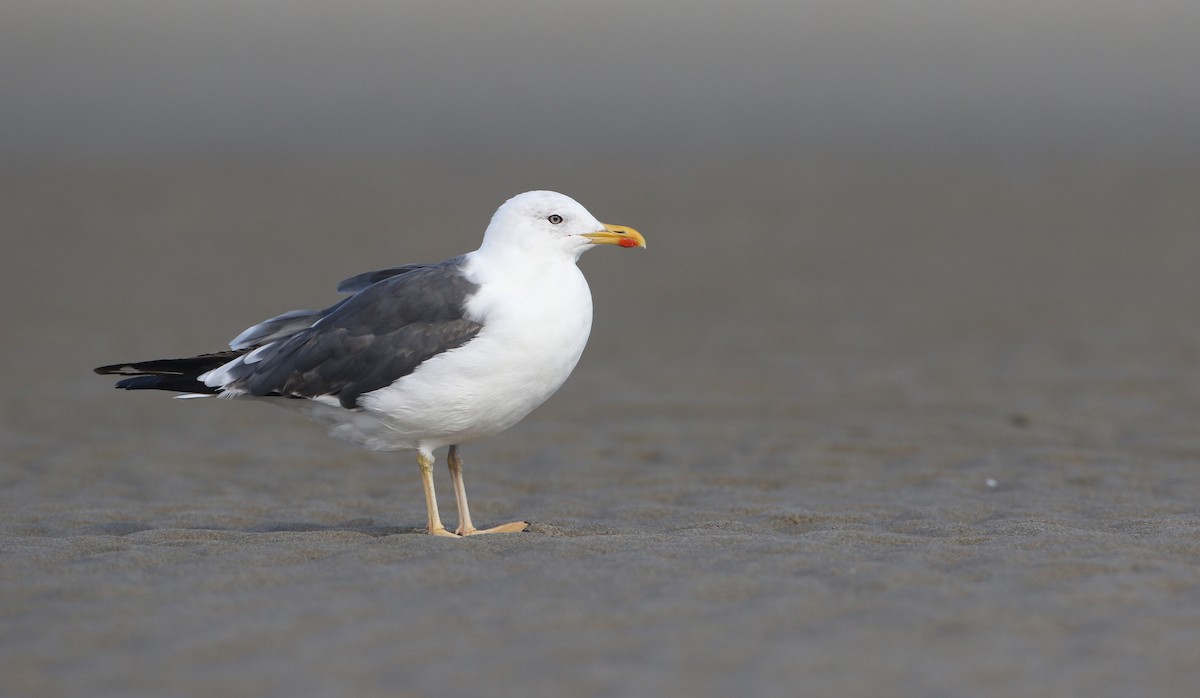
{"left": 230, "top": 306, "right": 343, "bottom": 350}
{"left": 230, "top": 264, "right": 435, "bottom": 350}
{"left": 223, "top": 261, "right": 482, "bottom": 409}
{"left": 335, "top": 264, "right": 435, "bottom": 294}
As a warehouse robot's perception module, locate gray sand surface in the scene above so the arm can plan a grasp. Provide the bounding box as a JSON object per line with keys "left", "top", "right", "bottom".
{"left": 3, "top": 157, "right": 1199, "bottom": 696}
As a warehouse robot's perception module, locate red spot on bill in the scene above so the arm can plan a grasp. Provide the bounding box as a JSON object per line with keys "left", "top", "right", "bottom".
{"left": 618, "top": 237, "right": 639, "bottom": 248}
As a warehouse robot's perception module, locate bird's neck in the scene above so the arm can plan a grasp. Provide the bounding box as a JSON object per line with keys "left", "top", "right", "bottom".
{"left": 470, "top": 241, "right": 583, "bottom": 275}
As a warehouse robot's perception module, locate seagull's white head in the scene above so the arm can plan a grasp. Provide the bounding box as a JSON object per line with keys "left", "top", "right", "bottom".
{"left": 479, "top": 190, "right": 646, "bottom": 260}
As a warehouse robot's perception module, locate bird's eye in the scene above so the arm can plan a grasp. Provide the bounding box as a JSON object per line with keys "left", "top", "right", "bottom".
{"left": 547, "top": 214, "right": 564, "bottom": 225}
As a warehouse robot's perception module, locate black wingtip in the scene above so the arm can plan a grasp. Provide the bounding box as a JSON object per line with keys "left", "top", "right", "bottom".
{"left": 94, "top": 351, "right": 244, "bottom": 393}
{"left": 114, "top": 375, "right": 166, "bottom": 390}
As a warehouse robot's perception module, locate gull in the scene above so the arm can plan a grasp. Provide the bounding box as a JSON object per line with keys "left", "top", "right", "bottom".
{"left": 95, "top": 190, "right": 646, "bottom": 536}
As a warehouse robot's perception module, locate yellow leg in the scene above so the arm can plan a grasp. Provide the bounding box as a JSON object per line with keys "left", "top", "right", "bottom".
{"left": 447, "top": 445, "right": 476, "bottom": 535}
{"left": 417, "top": 450, "right": 457, "bottom": 537}
{"left": 447, "top": 445, "right": 529, "bottom": 536}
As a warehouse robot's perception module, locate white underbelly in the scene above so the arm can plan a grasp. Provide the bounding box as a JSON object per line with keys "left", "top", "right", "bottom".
{"left": 362, "top": 332, "right": 588, "bottom": 448}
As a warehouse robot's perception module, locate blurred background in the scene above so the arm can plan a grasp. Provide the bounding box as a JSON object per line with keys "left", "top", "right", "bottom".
{"left": 4, "top": 2, "right": 1200, "bottom": 696}
{"left": 4, "top": 0, "right": 1199, "bottom": 159}
{"left": 4, "top": 0, "right": 1198, "bottom": 383}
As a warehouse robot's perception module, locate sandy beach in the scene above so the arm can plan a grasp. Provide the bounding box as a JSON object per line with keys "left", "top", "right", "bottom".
{"left": 2, "top": 156, "right": 1199, "bottom": 696}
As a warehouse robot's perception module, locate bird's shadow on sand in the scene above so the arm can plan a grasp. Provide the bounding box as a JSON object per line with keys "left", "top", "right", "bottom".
{"left": 82, "top": 519, "right": 423, "bottom": 537}
{"left": 83, "top": 520, "right": 613, "bottom": 538}
{"left": 252, "top": 519, "right": 422, "bottom": 536}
